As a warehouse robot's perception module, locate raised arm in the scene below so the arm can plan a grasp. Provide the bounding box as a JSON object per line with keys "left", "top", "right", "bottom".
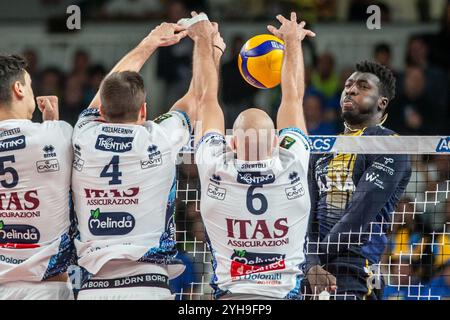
{"left": 186, "top": 14, "right": 225, "bottom": 143}
{"left": 267, "top": 13, "right": 315, "bottom": 132}
{"left": 89, "top": 22, "right": 187, "bottom": 108}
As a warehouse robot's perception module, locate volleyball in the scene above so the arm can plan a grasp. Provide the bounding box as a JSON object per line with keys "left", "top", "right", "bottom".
{"left": 238, "top": 34, "right": 285, "bottom": 89}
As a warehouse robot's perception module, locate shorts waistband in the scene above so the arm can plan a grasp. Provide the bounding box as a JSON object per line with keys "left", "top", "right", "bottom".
{"left": 80, "top": 273, "right": 170, "bottom": 291}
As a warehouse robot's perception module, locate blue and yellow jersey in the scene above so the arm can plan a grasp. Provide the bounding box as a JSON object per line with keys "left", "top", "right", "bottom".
{"left": 306, "top": 126, "right": 412, "bottom": 268}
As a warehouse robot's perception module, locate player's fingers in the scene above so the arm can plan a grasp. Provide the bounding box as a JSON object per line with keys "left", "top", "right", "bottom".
{"left": 276, "top": 14, "right": 288, "bottom": 24}
{"left": 267, "top": 25, "right": 279, "bottom": 35}
{"left": 212, "top": 22, "right": 219, "bottom": 31}
{"left": 191, "top": 11, "right": 198, "bottom": 17}
{"left": 290, "top": 12, "right": 297, "bottom": 22}
{"left": 299, "top": 21, "right": 306, "bottom": 29}
{"left": 173, "top": 23, "right": 187, "bottom": 32}
{"left": 176, "top": 30, "right": 188, "bottom": 40}
{"left": 305, "top": 30, "right": 316, "bottom": 37}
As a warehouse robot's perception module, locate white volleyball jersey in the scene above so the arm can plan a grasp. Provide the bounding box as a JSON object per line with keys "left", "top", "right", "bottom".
{"left": 0, "top": 119, "right": 74, "bottom": 284}
{"left": 72, "top": 108, "right": 190, "bottom": 279}
{"left": 195, "top": 128, "right": 311, "bottom": 299}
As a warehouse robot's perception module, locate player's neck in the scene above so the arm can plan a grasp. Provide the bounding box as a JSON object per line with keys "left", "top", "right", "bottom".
{"left": 0, "top": 105, "right": 28, "bottom": 121}
{"left": 344, "top": 117, "right": 382, "bottom": 134}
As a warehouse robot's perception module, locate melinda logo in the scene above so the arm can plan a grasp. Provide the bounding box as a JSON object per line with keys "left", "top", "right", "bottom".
{"left": 0, "top": 135, "right": 26, "bottom": 152}
{"left": 0, "top": 223, "right": 40, "bottom": 244}
{"left": 310, "top": 137, "right": 336, "bottom": 152}
{"left": 95, "top": 135, "right": 133, "bottom": 153}
{"left": 88, "top": 209, "right": 135, "bottom": 236}
{"left": 436, "top": 137, "right": 450, "bottom": 153}
{"left": 230, "top": 250, "right": 286, "bottom": 277}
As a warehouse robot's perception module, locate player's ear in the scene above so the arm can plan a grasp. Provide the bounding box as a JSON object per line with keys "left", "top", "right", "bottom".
{"left": 12, "top": 80, "right": 25, "bottom": 100}
{"left": 138, "top": 102, "right": 147, "bottom": 124}
{"left": 378, "top": 97, "right": 388, "bottom": 113}
{"left": 230, "top": 136, "right": 237, "bottom": 152}
{"left": 99, "top": 105, "right": 106, "bottom": 118}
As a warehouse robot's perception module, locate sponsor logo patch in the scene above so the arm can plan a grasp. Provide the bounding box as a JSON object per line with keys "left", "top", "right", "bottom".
{"left": 0, "top": 135, "right": 26, "bottom": 152}
{"left": 207, "top": 183, "right": 226, "bottom": 200}
{"left": 88, "top": 209, "right": 135, "bottom": 236}
{"left": 95, "top": 135, "right": 134, "bottom": 153}
{"left": 36, "top": 159, "right": 60, "bottom": 173}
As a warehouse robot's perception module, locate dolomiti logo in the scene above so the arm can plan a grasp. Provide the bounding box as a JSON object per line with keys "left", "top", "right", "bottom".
{"left": 88, "top": 209, "right": 135, "bottom": 235}
{"left": 0, "top": 221, "right": 40, "bottom": 244}
{"left": 95, "top": 135, "right": 134, "bottom": 153}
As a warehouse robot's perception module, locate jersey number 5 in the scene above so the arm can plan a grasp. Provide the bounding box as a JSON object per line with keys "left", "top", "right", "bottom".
{"left": 100, "top": 155, "right": 122, "bottom": 185}
{"left": 0, "top": 155, "right": 19, "bottom": 188}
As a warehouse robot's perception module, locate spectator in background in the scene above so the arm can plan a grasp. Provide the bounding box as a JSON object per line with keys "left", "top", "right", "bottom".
{"left": 70, "top": 49, "right": 91, "bottom": 84}
{"left": 405, "top": 35, "right": 448, "bottom": 124}
{"left": 430, "top": 0, "right": 450, "bottom": 73}
{"left": 387, "top": 66, "right": 440, "bottom": 135}
{"left": 428, "top": 219, "right": 450, "bottom": 300}
{"left": 83, "top": 64, "right": 107, "bottom": 106}
{"left": 60, "top": 74, "right": 85, "bottom": 126}
{"left": 22, "top": 49, "right": 40, "bottom": 82}
{"left": 37, "top": 67, "right": 63, "bottom": 97}
{"left": 311, "top": 53, "right": 339, "bottom": 99}
{"left": 374, "top": 43, "right": 392, "bottom": 69}
{"left": 221, "top": 34, "right": 258, "bottom": 128}
{"left": 383, "top": 198, "right": 435, "bottom": 300}
{"left": 103, "top": 0, "right": 164, "bottom": 20}
{"left": 304, "top": 92, "right": 337, "bottom": 135}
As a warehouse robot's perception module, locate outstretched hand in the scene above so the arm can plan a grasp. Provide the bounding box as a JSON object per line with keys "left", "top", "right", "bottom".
{"left": 147, "top": 22, "right": 188, "bottom": 47}
{"left": 267, "top": 12, "right": 316, "bottom": 42}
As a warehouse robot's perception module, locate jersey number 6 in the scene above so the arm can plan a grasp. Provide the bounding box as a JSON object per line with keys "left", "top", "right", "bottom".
{"left": 246, "top": 186, "right": 268, "bottom": 215}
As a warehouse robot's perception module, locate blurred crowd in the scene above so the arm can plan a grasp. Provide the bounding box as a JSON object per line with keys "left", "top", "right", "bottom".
{"left": 70, "top": 0, "right": 446, "bottom": 23}
{"left": 24, "top": 0, "right": 450, "bottom": 134}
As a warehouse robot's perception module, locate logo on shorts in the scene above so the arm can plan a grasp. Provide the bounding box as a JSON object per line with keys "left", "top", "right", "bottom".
{"left": 0, "top": 135, "right": 26, "bottom": 152}
{"left": 0, "top": 222, "right": 40, "bottom": 244}
{"left": 88, "top": 209, "right": 135, "bottom": 235}
{"left": 95, "top": 135, "right": 133, "bottom": 153}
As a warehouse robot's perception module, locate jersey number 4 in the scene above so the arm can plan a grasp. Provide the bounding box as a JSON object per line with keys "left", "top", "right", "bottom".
{"left": 100, "top": 155, "right": 122, "bottom": 185}
{"left": 0, "top": 155, "right": 19, "bottom": 188}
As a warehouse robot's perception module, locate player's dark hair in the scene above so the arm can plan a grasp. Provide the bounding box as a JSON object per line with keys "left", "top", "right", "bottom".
{"left": 0, "top": 54, "right": 28, "bottom": 105}
{"left": 356, "top": 60, "right": 396, "bottom": 102}
{"left": 100, "top": 71, "right": 146, "bottom": 123}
